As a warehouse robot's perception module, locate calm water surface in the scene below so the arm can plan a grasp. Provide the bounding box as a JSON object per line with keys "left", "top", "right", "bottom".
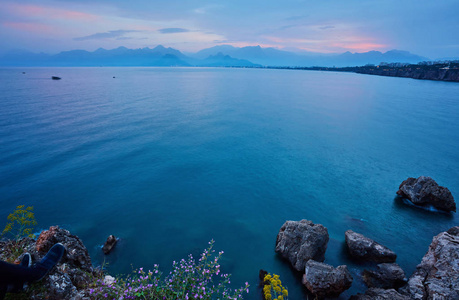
{"left": 1, "top": 67, "right": 458, "bottom": 299}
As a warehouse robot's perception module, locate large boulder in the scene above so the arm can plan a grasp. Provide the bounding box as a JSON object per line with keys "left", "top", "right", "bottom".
{"left": 345, "top": 230, "right": 396, "bottom": 263}
{"left": 400, "top": 226, "right": 459, "bottom": 300}
{"left": 275, "top": 220, "right": 329, "bottom": 271}
{"left": 362, "top": 263, "right": 407, "bottom": 289}
{"left": 302, "top": 260, "right": 352, "bottom": 298}
{"left": 349, "top": 288, "right": 411, "bottom": 300}
{"left": 397, "top": 176, "right": 456, "bottom": 212}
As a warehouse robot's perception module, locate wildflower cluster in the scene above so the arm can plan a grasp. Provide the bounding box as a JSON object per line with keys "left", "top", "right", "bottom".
{"left": 1, "top": 205, "right": 37, "bottom": 241}
{"left": 89, "top": 240, "right": 249, "bottom": 299}
{"left": 262, "top": 273, "right": 288, "bottom": 300}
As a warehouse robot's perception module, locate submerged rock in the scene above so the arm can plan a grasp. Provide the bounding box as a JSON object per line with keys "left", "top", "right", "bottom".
{"left": 102, "top": 235, "right": 118, "bottom": 254}
{"left": 397, "top": 176, "right": 456, "bottom": 212}
{"left": 349, "top": 288, "right": 411, "bottom": 300}
{"left": 275, "top": 219, "right": 329, "bottom": 271}
{"left": 362, "top": 263, "right": 407, "bottom": 289}
{"left": 302, "top": 260, "right": 352, "bottom": 298}
{"left": 400, "top": 226, "right": 459, "bottom": 300}
{"left": 345, "top": 230, "right": 396, "bottom": 263}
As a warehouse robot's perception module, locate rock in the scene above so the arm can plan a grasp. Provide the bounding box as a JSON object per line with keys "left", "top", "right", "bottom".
{"left": 275, "top": 219, "right": 329, "bottom": 271}
{"left": 400, "top": 226, "right": 459, "bottom": 300}
{"left": 104, "top": 275, "right": 116, "bottom": 285}
{"left": 259, "top": 269, "right": 268, "bottom": 287}
{"left": 302, "top": 260, "right": 352, "bottom": 298}
{"left": 0, "top": 226, "right": 97, "bottom": 299}
{"left": 362, "top": 263, "right": 407, "bottom": 289}
{"left": 36, "top": 226, "right": 93, "bottom": 272}
{"left": 102, "top": 235, "right": 118, "bottom": 254}
{"left": 397, "top": 176, "right": 456, "bottom": 212}
{"left": 349, "top": 288, "right": 411, "bottom": 300}
{"left": 345, "top": 230, "right": 396, "bottom": 263}
{"left": 51, "top": 76, "right": 61, "bottom": 80}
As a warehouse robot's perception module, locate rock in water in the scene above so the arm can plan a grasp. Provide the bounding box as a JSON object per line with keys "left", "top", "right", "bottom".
{"left": 275, "top": 219, "right": 329, "bottom": 271}
{"left": 362, "top": 263, "right": 407, "bottom": 289}
{"left": 345, "top": 230, "right": 397, "bottom": 263}
{"left": 102, "top": 235, "right": 118, "bottom": 254}
{"left": 400, "top": 226, "right": 459, "bottom": 300}
{"left": 397, "top": 176, "right": 456, "bottom": 212}
{"left": 302, "top": 260, "right": 353, "bottom": 298}
{"left": 349, "top": 288, "right": 411, "bottom": 300}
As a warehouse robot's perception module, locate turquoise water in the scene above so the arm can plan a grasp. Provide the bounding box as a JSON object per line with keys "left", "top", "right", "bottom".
{"left": 1, "top": 67, "right": 458, "bottom": 299}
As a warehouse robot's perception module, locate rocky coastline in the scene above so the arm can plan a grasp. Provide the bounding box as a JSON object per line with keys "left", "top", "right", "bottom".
{"left": 273, "top": 176, "right": 457, "bottom": 299}
{"left": 275, "top": 220, "right": 459, "bottom": 299}
{"left": 261, "top": 61, "right": 459, "bottom": 82}
{"left": 1, "top": 176, "right": 457, "bottom": 299}
{"left": 354, "top": 67, "right": 459, "bottom": 82}
{"left": 0, "top": 226, "right": 99, "bottom": 299}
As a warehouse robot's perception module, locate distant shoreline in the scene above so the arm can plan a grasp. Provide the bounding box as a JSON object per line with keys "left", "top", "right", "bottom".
{"left": 5, "top": 62, "right": 459, "bottom": 82}
{"left": 253, "top": 62, "right": 459, "bottom": 82}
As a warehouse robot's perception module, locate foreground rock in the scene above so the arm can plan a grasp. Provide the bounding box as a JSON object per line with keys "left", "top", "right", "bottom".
{"left": 400, "top": 226, "right": 459, "bottom": 300}
{"left": 349, "top": 288, "right": 411, "bottom": 300}
{"left": 0, "top": 226, "right": 96, "bottom": 299}
{"left": 397, "top": 176, "right": 456, "bottom": 212}
{"left": 345, "top": 230, "right": 397, "bottom": 263}
{"left": 102, "top": 235, "right": 118, "bottom": 254}
{"left": 275, "top": 220, "right": 329, "bottom": 271}
{"left": 302, "top": 260, "right": 352, "bottom": 298}
{"left": 362, "top": 263, "right": 407, "bottom": 289}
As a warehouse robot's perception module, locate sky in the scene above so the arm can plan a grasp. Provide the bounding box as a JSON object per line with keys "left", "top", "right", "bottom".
{"left": 1, "top": 0, "right": 458, "bottom": 59}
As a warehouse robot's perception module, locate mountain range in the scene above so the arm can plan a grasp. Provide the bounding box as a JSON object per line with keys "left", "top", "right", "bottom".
{"left": 0, "top": 45, "right": 430, "bottom": 68}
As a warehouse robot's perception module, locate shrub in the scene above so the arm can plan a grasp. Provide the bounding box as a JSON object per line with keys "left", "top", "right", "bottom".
{"left": 1, "top": 205, "right": 37, "bottom": 241}
{"left": 262, "top": 273, "right": 288, "bottom": 300}
{"left": 89, "top": 240, "right": 249, "bottom": 299}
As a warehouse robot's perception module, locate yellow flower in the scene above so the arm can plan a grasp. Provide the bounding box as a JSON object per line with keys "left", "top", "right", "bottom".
{"left": 282, "top": 288, "right": 288, "bottom": 296}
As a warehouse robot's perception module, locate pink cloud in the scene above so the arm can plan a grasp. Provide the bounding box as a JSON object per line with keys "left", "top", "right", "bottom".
{"left": 262, "top": 34, "right": 389, "bottom": 53}
{"left": 3, "top": 21, "right": 54, "bottom": 34}
{"left": 5, "top": 3, "right": 99, "bottom": 22}
{"left": 330, "top": 42, "right": 389, "bottom": 53}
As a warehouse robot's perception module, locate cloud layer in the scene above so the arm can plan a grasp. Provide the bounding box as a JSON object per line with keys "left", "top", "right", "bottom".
{"left": 74, "top": 30, "right": 139, "bottom": 41}
{"left": 158, "top": 28, "right": 190, "bottom": 34}
{"left": 1, "top": 0, "right": 458, "bottom": 58}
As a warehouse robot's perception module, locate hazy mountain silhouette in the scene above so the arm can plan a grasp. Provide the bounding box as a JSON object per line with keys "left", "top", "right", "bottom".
{"left": 193, "top": 45, "right": 429, "bottom": 67}
{"left": 0, "top": 45, "right": 429, "bottom": 67}
{"left": 197, "top": 52, "right": 260, "bottom": 67}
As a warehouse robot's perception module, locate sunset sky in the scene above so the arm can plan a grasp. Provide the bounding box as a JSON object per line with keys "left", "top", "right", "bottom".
{"left": 1, "top": 0, "right": 458, "bottom": 59}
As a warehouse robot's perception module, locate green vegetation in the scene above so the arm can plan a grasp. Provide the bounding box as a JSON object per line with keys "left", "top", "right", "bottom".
{"left": 2, "top": 205, "right": 37, "bottom": 241}
{"left": 1, "top": 205, "right": 37, "bottom": 262}
{"left": 0, "top": 208, "right": 250, "bottom": 299}
{"left": 89, "top": 240, "right": 250, "bottom": 299}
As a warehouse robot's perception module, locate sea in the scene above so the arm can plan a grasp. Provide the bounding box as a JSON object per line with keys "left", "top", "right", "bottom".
{"left": 1, "top": 67, "right": 458, "bottom": 299}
